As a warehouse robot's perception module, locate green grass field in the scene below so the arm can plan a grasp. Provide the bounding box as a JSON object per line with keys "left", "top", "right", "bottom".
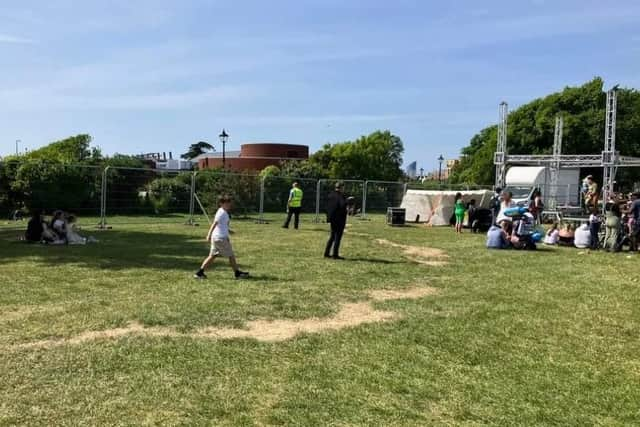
{"left": 1, "top": 214, "right": 639, "bottom": 426}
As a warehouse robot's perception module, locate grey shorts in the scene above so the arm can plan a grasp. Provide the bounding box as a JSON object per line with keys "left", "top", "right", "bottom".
{"left": 210, "top": 238, "right": 234, "bottom": 257}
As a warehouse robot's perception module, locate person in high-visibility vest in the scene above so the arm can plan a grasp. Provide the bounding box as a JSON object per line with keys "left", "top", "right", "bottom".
{"left": 283, "top": 182, "right": 304, "bottom": 229}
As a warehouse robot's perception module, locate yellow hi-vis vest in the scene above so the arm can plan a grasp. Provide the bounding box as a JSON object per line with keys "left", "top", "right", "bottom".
{"left": 289, "top": 187, "right": 303, "bottom": 208}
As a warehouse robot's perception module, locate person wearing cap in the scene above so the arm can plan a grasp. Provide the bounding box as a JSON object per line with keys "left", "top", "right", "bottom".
{"left": 282, "top": 182, "right": 304, "bottom": 229}
{"left": 324, "top": 182, "right": 348, "bottom": 259}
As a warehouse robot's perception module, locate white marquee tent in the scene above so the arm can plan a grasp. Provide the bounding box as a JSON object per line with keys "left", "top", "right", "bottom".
{"left": 400, "top": 189, "right": 494, "bottom": 226}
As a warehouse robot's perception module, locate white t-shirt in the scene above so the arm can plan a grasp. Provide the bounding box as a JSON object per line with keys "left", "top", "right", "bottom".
{"left": 53, "top": 219, "right": 66, "bottom": 233}
{"left": 496, "top": 200, "right": 516, "bottom": 224}
{"left": 574, "top": 224, "right": 591, "bottom": 248}
{"left": 544, "top": 229, "right": 559, "bottom": 245}
{"left": 212, "top": 208, "right": 230, "bottom": 240}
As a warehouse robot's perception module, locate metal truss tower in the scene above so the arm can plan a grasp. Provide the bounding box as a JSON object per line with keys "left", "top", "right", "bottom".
{"left": 602, "top": 88, "right": 618, "bottom": 204}
{"left": 548, "top": 115, "right": 563, "bottom": 210}
{"left": 492, "top": 86, "right": 640, "bottom": 213}
{"left": 494, "top": 102, "right": 508, "bottom": 189}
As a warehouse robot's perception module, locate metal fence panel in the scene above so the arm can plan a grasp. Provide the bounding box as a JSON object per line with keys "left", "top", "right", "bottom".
{"left": 103, "top": 167, "right": 193, "bottom": 225}
{"left": 193, "top": 170, "right": 262, "bottom": 221}
{"left": 315, "top": 179, "right": 365, "bottom": 222}
{"left": 363, "top": 181, "right": 407, "bottom": 215}
{"left": 261, "top": 176, "right": 318, "bottom": 220}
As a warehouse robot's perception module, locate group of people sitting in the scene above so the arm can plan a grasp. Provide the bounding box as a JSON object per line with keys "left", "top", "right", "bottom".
{"left": 542, "top": 222, "right": 594, "bottom": 249}
{"left": 487, "top": 189, "right": 640, "bottom": 253}
{"left": 485, "top": 189, "right": 542, "bottom": 250}
{"left": 25, "top": 210, "right": 97, "bottom": 245}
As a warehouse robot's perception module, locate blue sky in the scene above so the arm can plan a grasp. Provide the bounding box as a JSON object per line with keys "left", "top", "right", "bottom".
{"left": 1, "top": 0, "right": 639, "bottom": 172}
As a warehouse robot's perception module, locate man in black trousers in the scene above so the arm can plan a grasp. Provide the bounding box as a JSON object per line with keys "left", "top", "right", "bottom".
{"left": 324, "top": 182, "right": 347, "bottom": 260}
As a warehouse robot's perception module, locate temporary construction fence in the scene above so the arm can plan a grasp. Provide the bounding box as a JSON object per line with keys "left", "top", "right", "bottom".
{"left": 0, "top": 161, "right": 103, "bottom": 227}
{"left": 0, "top": 159, "right": 583, "bottom": 228}
{"left": 1, "top": 161, "right": 408, "bottom": 227}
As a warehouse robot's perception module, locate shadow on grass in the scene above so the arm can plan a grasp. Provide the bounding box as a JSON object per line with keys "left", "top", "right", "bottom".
{"left": 0, "top": 229, "right": 224, "bottom": 272}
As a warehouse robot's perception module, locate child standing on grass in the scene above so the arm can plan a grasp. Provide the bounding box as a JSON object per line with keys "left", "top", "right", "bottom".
{"left": 194, "top": 195, "right": 249, "bottom": 280}
{"left": 454, "top": 192, "right": 466, "bottom": 234}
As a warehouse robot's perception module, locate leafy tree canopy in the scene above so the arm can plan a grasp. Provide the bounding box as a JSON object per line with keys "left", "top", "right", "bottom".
{"left": 309, "top": 130, "right": 404, "bottom": 181}
{"left": 181, "top": 141, "right": 214, "bottom": 160}
{"left": 449, "top": 78, "right": 640, "bottom": 186}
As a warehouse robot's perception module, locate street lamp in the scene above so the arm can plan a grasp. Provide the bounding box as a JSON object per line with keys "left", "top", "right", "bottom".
{"left": 218, "top": 129, "right": 229, "bottom": 169}
{"left": 437, "top": 155, "right": 445, "bottom": 184}
{"left": 419, "top": 167, "right": 424, "bottom": 180}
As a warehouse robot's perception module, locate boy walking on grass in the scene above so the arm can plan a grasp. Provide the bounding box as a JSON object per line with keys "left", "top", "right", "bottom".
{"left": 194, "top": 195, "right": 249, "bottom": 280}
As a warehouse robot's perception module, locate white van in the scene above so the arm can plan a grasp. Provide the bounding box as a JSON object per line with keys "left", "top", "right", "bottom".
{"left": 504, "top": 166, "right": 580, "bottom": 207}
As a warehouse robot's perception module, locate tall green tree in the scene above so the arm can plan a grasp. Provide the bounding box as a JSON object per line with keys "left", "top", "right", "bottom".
{"left": 181, "top": 141, "right": 214, "bottom": 160}
{"left": 309, "top": 130, "right": 404, "bottom": 181}
{"left": 449, "top": 78, "right": 640, "bottom": 187}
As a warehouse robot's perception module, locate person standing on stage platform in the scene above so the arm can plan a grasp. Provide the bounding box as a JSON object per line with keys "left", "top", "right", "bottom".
{"left": 324, "top": 182, "right": 347, "bottom": 260}
{"left": 283, "top": 182, "right": 304, "bottom": 229}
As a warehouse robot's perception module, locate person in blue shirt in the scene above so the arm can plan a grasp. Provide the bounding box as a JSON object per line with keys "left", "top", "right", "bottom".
{"left": 486, "top": 222, "right": 510, "bottom": 249}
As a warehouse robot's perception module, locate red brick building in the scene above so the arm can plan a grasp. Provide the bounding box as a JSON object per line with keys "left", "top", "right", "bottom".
{"left": 196, "top": 143, "right": 309, "bottom": 171}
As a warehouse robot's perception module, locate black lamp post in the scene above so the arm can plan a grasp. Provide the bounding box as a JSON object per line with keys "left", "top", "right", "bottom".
{"left": 419, "top": 167, "right": 424, "bottom": 179}
{"left": 218, "top": 129, "right": 229, "bottom": 169}
{"left": 437, "top": 155, "right": 444, "bottom": 184}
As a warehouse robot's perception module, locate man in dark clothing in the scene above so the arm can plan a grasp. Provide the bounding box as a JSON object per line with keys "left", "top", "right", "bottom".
{"left": 25, "top": 211, "right": 44, "bottom": 242}
{"left": 324, "top": 182, "right": 348, "bottom": 259}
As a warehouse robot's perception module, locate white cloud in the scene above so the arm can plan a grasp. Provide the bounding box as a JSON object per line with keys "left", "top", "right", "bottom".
{"left": 0, "top": 85, "right": 260, "bottom": 111}
{"left": 0, "top": 34, "right": 34, "bottom": 44}
{"left": 218, "top": 111, "right": 489, "bottom": 127}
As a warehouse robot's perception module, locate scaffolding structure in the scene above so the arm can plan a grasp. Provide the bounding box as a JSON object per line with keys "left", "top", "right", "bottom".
{"left": 493, "top": 87, "right": 640, "bottom": 212}
{"left": 494, "top": 101, "right": 508, "bottom": 189}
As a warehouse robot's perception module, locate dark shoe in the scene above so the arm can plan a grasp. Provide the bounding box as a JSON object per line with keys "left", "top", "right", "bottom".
{"left": 235, "top": 270, "right": 250, "bottom": 279}
{"left": 332, "top": 255, "right": 345, "bottom": 260}
{"left": 324, "top": 254, "right": 331, "bottom": 258}
{"left": 282, "top": 225, "right": 288, "bottom": 229}
{"left": 194, "top": 271, "right": 207, "bottom": 279}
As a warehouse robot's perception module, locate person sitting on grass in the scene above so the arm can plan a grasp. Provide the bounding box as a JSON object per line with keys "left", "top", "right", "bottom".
{"left": 454, "top": 192, "right": 466, "bottom": 234}
{"left": 25, "top": 211, "right": 44, "bottom": 243}
{"left": 486, "top": 221, "right": 510, "bottom": 249}
{"left": 558, "top": 224, "right": 575, "bottom": 246}
{"left": 510, "top": 212, "right": 537, "bottom": 250}
{"left": 194, "top": 195, "right": 249, "bottom": 280}
{"left": 51, "top": 210, "right": 68, "bottom": 243}
{"left": 543, "top": 223, "right": 560, "bottom": 245}
{"left": 65, "top": 215, "right": 98, "bottom": 245}
{"left": 574, "top": 223, "right": 591, "bottom": 249}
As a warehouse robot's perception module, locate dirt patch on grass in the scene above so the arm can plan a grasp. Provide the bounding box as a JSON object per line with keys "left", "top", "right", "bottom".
{"left": 0, "top": 305, "right": 65, "bottom": 323}
{"left": 369, "top": 286, "right": 438, "bottom": 301}
{"left": 11, "top": 287, "right": 438, "bottom": 350}
{"left": 376, "top": 239, "right": 449, "bottom": 265}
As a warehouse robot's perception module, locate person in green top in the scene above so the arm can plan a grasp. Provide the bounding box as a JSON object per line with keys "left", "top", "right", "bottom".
{"left": 454, "top": 192, "right": 466, "bottom": 234}
{"left": 283, "top": 182, "right": 304, "bottom": 229}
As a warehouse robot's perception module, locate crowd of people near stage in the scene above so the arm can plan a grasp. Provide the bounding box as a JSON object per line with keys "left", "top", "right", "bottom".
{"left": 24, "top": 210, "right": 97, "bottom": 245}
{"left": 485, "top": 175, "right": 640, "bottom": 252}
